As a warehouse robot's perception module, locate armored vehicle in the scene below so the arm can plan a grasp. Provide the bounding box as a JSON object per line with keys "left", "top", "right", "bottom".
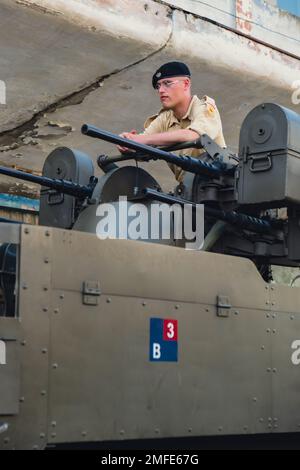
{"left": 1, "top": 103, "right": 300, "bottom": 449}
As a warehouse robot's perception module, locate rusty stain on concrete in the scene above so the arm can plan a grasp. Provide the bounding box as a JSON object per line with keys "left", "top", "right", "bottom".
{"left": 236, "top": 0, "right": 253, "bottom": 34}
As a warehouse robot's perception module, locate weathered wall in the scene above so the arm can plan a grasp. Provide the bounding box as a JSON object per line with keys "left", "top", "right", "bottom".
{"left": 0, "top": 0, "right": 299, "bottom": 196}
{"left": 165, "top": 0, "right": 300, "bottom": 56}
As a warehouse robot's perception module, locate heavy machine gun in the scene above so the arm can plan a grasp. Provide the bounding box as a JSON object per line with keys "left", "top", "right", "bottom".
{"left": 81, "top": 103, "right": 300, "bottom": 271}
{"left": 0, "top": 103, "right": 299, "bottom": 275}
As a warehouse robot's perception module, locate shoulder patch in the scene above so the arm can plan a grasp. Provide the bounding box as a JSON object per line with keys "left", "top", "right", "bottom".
{"left": 206, "top": 103, "right": 216, "bottom": 115}
{"left": 201, "top": 95, "right": 217, "bottom": 116}
{"left": 144, "top": 113, "right": 159, "bottom": 129}
{"left": 202, "top": 95, "right": 216, "bottom": 107}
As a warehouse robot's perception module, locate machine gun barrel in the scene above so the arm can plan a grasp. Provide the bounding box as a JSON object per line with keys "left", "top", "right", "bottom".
{"left": 143, "top": 188, "right": 283, "bottom": 235}
{"left": 97, "top": 139, "right": 204, "bottom": 168}
{"left": 81, "top": 124, "right": 235, "bottom": 177}
{"left": 0, "top": 165, "right": 96, "bottom": 199}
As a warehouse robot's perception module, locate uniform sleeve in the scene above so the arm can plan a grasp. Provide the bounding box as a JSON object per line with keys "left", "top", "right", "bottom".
{"left": 143, "top": 113, "right": 166, "bottom": 135}
{"left": 187, "top": 103, "right": 221, "bottom": 141}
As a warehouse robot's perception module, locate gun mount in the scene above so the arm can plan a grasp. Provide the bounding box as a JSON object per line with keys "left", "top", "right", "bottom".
{"left": 0, "top": 148, "right": 98, "bottom": 229}
{"left": 80, "top": 105, "right": 300, "bottom": 272}
{"left": 0, "top": 103, "right": 299, "bottom": 273}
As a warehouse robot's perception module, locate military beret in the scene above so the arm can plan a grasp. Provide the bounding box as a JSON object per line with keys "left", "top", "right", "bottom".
{"left": 152, "top": 61, "right": 191, "bottom": 89}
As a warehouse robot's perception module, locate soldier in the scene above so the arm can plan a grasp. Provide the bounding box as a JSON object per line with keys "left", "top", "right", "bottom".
{"left": 119, "top": 61, "right": 227, "bottom": 182}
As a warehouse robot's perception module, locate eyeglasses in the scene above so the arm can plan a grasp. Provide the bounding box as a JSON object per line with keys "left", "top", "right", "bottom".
{"left": 155, "top": 79, "right": 185, "bottom": 91}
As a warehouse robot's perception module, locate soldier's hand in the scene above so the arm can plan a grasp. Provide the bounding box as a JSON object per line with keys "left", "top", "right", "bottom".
{"left": 118, "top": 130, "right": 137, "bottom": 153}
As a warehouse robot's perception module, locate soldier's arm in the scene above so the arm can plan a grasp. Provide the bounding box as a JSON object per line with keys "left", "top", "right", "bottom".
{"left": 129, "top": 129, "right": 199, "bottom": 146}
{"left": 118, "top": 111, "right": 199, "bottom": 151}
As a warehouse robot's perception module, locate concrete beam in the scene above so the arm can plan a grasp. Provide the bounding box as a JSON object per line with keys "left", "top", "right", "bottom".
{"left": 0, "top": 0, "right": 172, "bottom": 134}
{"left": 164, "top": 0, "right": 300, "bottom": 57}
{"left": 0, "top": 0, "right": 299, "bottom": 196}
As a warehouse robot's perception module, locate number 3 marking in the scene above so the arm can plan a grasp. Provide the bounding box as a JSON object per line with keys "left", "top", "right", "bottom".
{"left": 167, "top": 322, "right": 175, "bottom": 339}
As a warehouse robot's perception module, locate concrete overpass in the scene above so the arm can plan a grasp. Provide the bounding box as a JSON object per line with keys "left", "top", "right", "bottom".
{"left": 0, "top": 0, "right": 299, "bottom": 198}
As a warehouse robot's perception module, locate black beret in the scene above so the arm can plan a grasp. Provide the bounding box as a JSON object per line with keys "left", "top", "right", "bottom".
{"left": 152, "top": 61, "right": 191, "bottom": 89}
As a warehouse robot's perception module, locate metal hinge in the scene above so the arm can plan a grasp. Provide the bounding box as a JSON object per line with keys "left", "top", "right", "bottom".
{"left": 82, "top": 281, "right": 101, "bottom": 306}
{"left": 216, "top": 295, "right": 231, "bottom": 317}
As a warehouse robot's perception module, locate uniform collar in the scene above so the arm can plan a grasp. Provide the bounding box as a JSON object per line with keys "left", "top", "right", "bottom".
{"left": 161, "top": 95, "right": 199, "bottom": 124}
{"left": 181, "top": 95, "right": 198, "bottom": 119}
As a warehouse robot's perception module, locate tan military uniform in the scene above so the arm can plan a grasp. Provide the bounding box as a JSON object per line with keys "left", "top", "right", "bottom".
{"left": 143, "top": 95, "right": 226, "bottom": 182}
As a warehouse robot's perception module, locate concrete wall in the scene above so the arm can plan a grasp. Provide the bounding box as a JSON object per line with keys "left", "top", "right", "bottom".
{"left": 165, "top": 0, "right": 300, "bottom": 56}
{"left": 0, "top": 0, "right": 299, "bottom": 196}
